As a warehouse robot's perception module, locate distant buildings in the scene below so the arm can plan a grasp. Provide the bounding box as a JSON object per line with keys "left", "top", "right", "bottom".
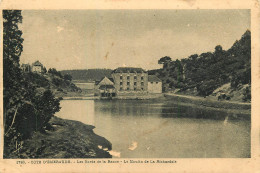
{"left": 148, "top": 75, "right": 162, "bottom": 93}
{"left": 95, "top": 67, "right": 162, "bottom": 98}
{"left": 111, "top": 67, "right": 148, "bottom": 92}
{"left": 21, "top": 63, "right": 31, "bottom": 72}
{"left": 21, "top": 60, "right": 43, "bottom": 73}
{"left": 32, "top": 61, "right": 43, "bottom": 73}
{"left": 94, "top": 76, "right": 116, "bottom": 97}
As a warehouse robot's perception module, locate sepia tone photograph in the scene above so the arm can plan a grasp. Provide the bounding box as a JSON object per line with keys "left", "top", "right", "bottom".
{"left": 3, "top": 9, "right": 251, "bottom": 160}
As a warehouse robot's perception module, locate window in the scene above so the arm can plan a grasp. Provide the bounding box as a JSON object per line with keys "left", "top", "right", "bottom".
{"left": 141, "top": 88, "right": 144, "bottom": 90}
{"left": 141, "top": 82, "right": 144, "bottom": 86}
{"left": 127, "top": 76, "right": 130, "bottom": 80}
{"left": 134, "top": 82, "right": 137, "bottom": 86}
{"left": 120, "top": 76, "right": 123, "bottom": 80}
{"left": 134, "top": 88, "right": 136, "bottom": 91}
{"left": 127, "top": 82, "right": 130, "bottom": 85}
{"left": 141, "top": 76, "right": 144, "bottom": 80}
{"left": 120, "top": 82, "right": 123, "bottom": 86}
{"left": 156, "top": 82, "right": 158, "bottom": 84}
{"left": 120, "top": 87, "right": 123, "bottom": 91}
{"left": 134, "top": 76, "right": 137, "bottom": 80}
{"left": 151, "top": 82, "right": 153, "bottom": 84}
{"left": 127, "top": 87, "right": 130, "bottom": 90}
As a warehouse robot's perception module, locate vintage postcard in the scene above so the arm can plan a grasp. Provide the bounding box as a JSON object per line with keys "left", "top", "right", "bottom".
{"left": 0, "top": 0, "right": 259, "bottom": 172}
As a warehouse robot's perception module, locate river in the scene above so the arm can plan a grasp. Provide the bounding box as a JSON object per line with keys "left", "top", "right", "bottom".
{"left": 55, "top": 99, "right": 250, "bottom": 158}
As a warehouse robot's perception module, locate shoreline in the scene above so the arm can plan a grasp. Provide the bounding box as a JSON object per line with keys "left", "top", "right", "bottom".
{"left": 5, "top": 116, "right": 112, "bottom": 158}
{"left": 61, "top": 93, "right": 165, "bottom": 100}
{"left": 61, "top": 92, "right": 250, "bottom": 120}
{"left": 164, "top": 93, "right": 251, "bottom": 109}
{"left": 164, "top": 93, "right": 251, "bottom": 120}
{"left": 61, "top": 92, "right": 251, "bottom": 108}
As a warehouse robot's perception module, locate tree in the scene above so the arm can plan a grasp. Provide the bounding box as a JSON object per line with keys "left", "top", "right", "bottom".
{"left": 188, "top": 54, "right": 198, "bottom": 60}
{"left": 3, "top": 10, "right": 61, "bottom": 158}
{"left": 48, "top": 68, "right": 63, "bottom": 78}
{"left": 215, "top": 45, "right": 223, "bottom": 53}
{"left": 33, "top": 90, "right": 61, "bottom": 131}
{"left": 64, "top": 74, "right": 72, "bottom": 81}
{"left": 158, "top": 56, "right": 172, "bottom": 65}
{"left": 42, "top": 67, "right": 47, "bottom": 73}
{"left": 3, "top": 10, "right": 25, "bottom": 138}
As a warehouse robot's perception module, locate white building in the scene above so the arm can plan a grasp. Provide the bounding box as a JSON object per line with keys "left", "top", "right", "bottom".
{"left": 31, "top": 60, "right": 43, "bottom": 73}
{"left": 148, "top": 75, "right": 162, "bottom": 93}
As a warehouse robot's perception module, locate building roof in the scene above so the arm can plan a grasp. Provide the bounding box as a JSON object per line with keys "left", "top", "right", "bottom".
{"left": 96, "top": 76, "right": 114, "bottom": 86}
{"left": 32, "top": 60, "right": 43, "bottom": 66}
{"left": 112, "top": 67, "right": 146, "bottom": 73}
{"left": 148, "top": 75, "right": 161, "bottom": 82}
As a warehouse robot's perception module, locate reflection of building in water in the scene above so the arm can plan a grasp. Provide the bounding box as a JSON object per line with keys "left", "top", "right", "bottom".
{"left": 94, "top": 100, "right": 161, "bottom": 116}
{"left": 94, "top": 67, "right": 162, "bottom": 98}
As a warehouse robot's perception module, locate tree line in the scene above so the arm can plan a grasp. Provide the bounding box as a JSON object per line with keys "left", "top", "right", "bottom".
{"left": 3, "top": 10, "right": 62, "bottom": 158}
{"left": 60, "top": 69, "right": 113, "bottom": 82}
{"left": 150, "top": 30, "right": 251, "bottom": 101}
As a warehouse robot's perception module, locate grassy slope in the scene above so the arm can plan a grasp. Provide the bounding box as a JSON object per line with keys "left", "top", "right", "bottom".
{"left": 7, "top": 116, "right": 112, "bottom": 158}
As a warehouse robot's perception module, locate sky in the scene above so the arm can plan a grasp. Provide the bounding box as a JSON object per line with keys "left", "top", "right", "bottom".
{"left": 19, "top": 10, "right": 250, "bottom": 70}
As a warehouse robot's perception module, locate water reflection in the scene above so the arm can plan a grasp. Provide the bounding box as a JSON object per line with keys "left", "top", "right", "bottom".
{"left": 56, "top": 99, "right": 250, "bottom": 158}
{"left": 94, "top": 100, "right": 163, "bottom": 117}
{"left": 94, "top": 99, "right": 250, "bottom": 121}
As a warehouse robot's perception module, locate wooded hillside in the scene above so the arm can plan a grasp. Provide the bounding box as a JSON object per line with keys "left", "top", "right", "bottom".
{"left": 61, "top": 69, "right": 113, "bottom": 82}
{"left": 150, "top": 30, "right": 251, "bottom": 101}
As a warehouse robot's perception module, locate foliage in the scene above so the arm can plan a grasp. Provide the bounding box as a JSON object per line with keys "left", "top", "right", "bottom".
{"left": 158, "top": 56, "right": 172, "bottom": 65}
{"left": 154, "top": 30, "right": 251, "bottom": 99}
{"left": 48, "top": 68, "right": 63, "bottom": 78}
{"left": 60, "top": 69, "right": 113, "bottom": 82}
{"left": 23, "top": 72, "right": 50, "bottom": 87}
{"left": 3, "top": 10, "right": 61, "bottom": 158}
{"left": 42, "top": 67, "right": 47, "bottom": 73}
{"left": 33, "top": 90, "right": 61, "bottom": 130}
{"left": 64, "top": 74, "right": 72, "bottom": 81}
{"left": 52, "top": 77, "right": 63, "bottom": 87}
{"left": 242, "top": 86, "right": 251, "bottom": 102}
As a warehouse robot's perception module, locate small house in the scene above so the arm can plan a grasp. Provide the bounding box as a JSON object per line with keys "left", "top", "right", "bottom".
{"left": 32, "top": 60, "right": 43, "bottom": 73}
{"left": 21, "top": 63, "right": 31, "bottom": 72}
{"left": 148, "top": 75, "right": 162, "bottom": 93}
{"left": 94, "top": 76, "right": 116, "bottom": 98}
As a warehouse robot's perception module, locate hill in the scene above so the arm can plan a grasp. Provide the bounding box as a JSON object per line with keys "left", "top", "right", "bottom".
{"left": 61, "top": 69, "right": 113, "bottom": 82}
{"left": 23, "top": 69, "right": 81, "bottom": 96}
{"left": 152, "top": 30, "right": 251, "bottom": 102}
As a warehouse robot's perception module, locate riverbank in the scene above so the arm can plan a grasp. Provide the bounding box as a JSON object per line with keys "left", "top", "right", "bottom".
{"left": 164, "top": 93, "right": 251, "bottom": 120}
{"left": 6, "top": 116, "right": 112, "bottom": 158}
{"left": 61, "top": 93, "right": 165, "bottom": 100}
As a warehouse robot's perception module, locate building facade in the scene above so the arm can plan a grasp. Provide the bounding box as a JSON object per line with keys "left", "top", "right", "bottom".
{"left": 94, "top": 76, "right": 116, "bottom": 97}
{"left": 32, "top": 60, "right": 43, "bottom": 73}
{"left": 111, "top": 67, "right": 148, "bottom": 93}
{"left": 148, "top": 75, "right": 162, "bottom": 93}
{"left": 21, "top": 64, "right": 31, "bottom": 72}
{"left": 94, "top": 67, "right": 162, "bottom": 98}
{"left": 21, "top": 60, "right": 43, "bottom": 73}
